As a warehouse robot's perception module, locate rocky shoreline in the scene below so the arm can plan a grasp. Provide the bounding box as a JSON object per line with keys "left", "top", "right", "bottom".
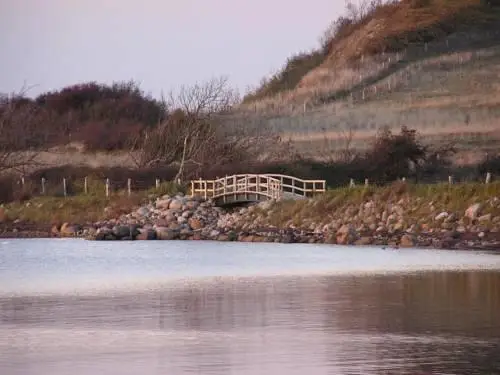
{"left": 2, "top": 192, "right": 500, "bottom": 251}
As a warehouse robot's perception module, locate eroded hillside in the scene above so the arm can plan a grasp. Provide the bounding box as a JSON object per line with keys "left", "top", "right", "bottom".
{"left": 239, "top": 0, "right": 500, "bottom": 161}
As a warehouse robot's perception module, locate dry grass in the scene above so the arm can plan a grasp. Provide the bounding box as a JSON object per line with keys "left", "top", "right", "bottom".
{"left": 3, "top": 181, "right": 184, "bottom": 225}
{"left": 240, "top": 0, "right": 500, "bottom": 113}
{"left": 259, "top": 181, "right": 500, "bottom": 228}
{"left": 232, "top": 42, "right": 500, "bottom": 161}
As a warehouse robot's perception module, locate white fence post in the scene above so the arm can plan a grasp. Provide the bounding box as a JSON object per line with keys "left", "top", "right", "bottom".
{"left": 41, "top": 178, "right": 46, "bottom": 195}
{"left": 127, "top": 178, "right": 132, "bottom": 196}
{"left": 105, "top": 178, "right": 110, "bottom": 197}
{"left": 63, "top": 178, "right": 67, "bottom": 197}
{"left": 84, "top": 177, "right": 88, "bottom": 194}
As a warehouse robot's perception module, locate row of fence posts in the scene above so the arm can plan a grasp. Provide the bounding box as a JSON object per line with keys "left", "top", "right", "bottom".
{"left": 20, "top": 177, "right": 164, "bottom": 198}
{"left": 348, "top": 173, "right": 493, "bottom": 188}
{"left": 18, "top": 172, "right": 495, "bottom": 197}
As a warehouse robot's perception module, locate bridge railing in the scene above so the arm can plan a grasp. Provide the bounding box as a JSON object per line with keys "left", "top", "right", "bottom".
{"left": 265, "top": 174, "right": 326, "bottom": 198}
{"left": 190, "top": 174, "right": 326, "bottom": 200}
{"left": 215, "top": 174, "right": 282, "bottom": 200}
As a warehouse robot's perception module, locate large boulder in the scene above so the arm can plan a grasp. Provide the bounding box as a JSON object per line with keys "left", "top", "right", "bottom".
{"left": 336, "top": 225, "right": 358, "bottom": 245}
{"left": 169, "top": 199, "right": 184, "bottom": 211}
{"left": 136, "top": 228, "right": 157, "bottom": 240}
{"left": 185, "top": 200, "right": 199, "bottom": 210}
{"left": 188, "top": 218, "right": 204, "bottom": 230}
{"left": 155, "top": 198, "right": 172, "bottom": 210}
{"left": 94, "top": 227, "right": 116, "bottom": 241}
{"left": 465, "top": 203, "right": 482, "bottom": 220}
{"left": 136, "top": 207, "right": 150, "bottom": 217}
{"left": 156, "top": 227, "right": 177, "bottom": 240}
{"left": 60, "top": 222, "right": 80, "bottom": 237}
{"left": 400, "top": 234, "right": 417, "bottom": 248}
{"left": 112, "top": 225, "right": 132, "bottom": 239}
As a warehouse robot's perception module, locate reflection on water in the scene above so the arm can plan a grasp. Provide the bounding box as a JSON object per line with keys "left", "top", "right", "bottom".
{"left": 2, "top": 271, "right": 500, "bottom": 375}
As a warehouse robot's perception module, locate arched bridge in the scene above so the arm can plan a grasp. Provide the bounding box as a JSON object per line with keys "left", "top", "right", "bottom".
{"left": 190, "top": 174, "right": 326, "bottom": 205}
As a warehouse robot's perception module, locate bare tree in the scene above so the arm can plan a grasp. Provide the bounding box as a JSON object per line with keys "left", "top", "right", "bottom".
{"left": 336, "top": 126, "right": 357, "bottom": 163}
{"left": 129, "top": 77, "right": 282, "bottom": 181}
{"left": 0, "top": 90, "right": 51, "bottom": 175}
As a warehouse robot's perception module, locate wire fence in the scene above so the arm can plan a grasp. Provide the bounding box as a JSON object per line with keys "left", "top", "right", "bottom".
{"left": 12, "top": 176, "right": 179, "bottom": 199}
{"left": 237, "top": 30, "right": 500, "bottom": 118}
{"left": 10, "top": 171, "right": 497, "bottom": 201}
{"left": 226, "top": 30, "right": 500, "bottom": 156}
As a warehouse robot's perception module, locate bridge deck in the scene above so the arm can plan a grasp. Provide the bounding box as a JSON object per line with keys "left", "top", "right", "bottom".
{"left": 190, "top": 174, "right": 326, "bottom": 204}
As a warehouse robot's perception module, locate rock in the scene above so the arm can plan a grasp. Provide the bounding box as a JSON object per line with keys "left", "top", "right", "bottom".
{"left": 136, "top": 207, "right": 150, "bottom": 217}
{"left": 169, "top": 199, "right": 183, "bottom": 211}
{"left": 163, "top": 210, "right": 176, "bottom": 222}
{"left": 209, "top": 229, "right": 220, "bottom": 238}
{"left": 400, "top": 234, "right": 416, "bottom": 248}
{"left": 355, "top": 236, "right": 373, "bottom": 246}
{"left": 435, "top": 212, "right": 449, "bottom": 221}
{"left": 445, "top": 213, "right": 458, "bottom": 223}
{"left": 325, "top": 233, "right": 337, "bottom": 245}
{"left": 188, "top": 218, "right": 204, "bottom": 230}
{"left": 185, "top": 200, "right": 199, "bottom": 210}
{"left": 478, "top": 214, "right": 492, "bottom": 223}
{"left": 50, "top": 225, "right": 60, "bottom": 237}
{"left": 154, "top": 218, "right": 170, "bottom": 227}
{"left": 60, "top": 222, "right": 79, "bottom": 237}
{"left": 95, "top": 228, "right": 116, "bottom": 241}
{"left": 281, "top": 233, "right": 295, "bottom": 244}
{"left": 113, "top": 225, "right": 132, "bottom": 239}
{"left": 465, "top": 203, "right": 482, "bottom": 220}
{"left": 336, "top": 225, "right": 358, "bottom": 245}
{"left": 136, "top": 228, "right": 157, "bottom": 240}
{"left": 155, "top": 198, "right": 171, "bottom": 210}
{"left": 0, "top": 207, "right": 6, "bottom": 223}
{"left": 84, "top": 227, "right": 97, "bottom": 237}
{"left": 168, "top": 222, "right": 181, "bottom": 231}
{"left": 156, "top": 227, "right": 177, "bottom": 240}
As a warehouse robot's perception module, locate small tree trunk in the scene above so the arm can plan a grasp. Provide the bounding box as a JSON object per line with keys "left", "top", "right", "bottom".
{"left": 174, "top": 135, "right": 189, "bottom": 183}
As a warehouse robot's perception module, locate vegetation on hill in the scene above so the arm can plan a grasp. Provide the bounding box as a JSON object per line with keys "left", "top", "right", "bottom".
{"left": 243, "top": 0, "right": 500, "bottom": 103}
{"left": 0, "top": 81, "right": 165, "bottom": 152}
{"left": 0, "top": 77, "right": 284, "bottom": 179}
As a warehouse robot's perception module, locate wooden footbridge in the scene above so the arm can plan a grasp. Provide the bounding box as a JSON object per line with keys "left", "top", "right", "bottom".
{"left": 190, "top": 174, "right": 326, "bottom": 205}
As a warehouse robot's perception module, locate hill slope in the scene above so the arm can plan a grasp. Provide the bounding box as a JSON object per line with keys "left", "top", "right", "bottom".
{"left": 239, "top": 0, "right": 500, "bottom": 162}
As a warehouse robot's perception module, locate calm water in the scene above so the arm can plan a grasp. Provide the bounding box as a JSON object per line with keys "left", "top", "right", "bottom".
{"left": 1, "top": 240, "right": 500, "bottom": 375}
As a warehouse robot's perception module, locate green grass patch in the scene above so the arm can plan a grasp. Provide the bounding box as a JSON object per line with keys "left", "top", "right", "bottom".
{"left": 262, "top": 181, "right": 500, "bottom": 228}
{"left": 3, "top": 181, "right": 186, "bottom": 225}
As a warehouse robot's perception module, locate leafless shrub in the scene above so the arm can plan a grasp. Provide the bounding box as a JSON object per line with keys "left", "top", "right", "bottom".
{"left": 0, "top": 89, "right": 54, "bottom": 174}
{"left": 129, "top": 77, "right": 287, "bottom": 181}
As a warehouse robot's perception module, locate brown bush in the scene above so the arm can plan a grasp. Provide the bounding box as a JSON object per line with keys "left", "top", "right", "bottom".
{"left": 0, "top": 81, "right": 166, "bottom": 152}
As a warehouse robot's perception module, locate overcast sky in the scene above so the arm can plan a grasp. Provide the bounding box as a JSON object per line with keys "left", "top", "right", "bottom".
{"left": 1, "top": 0, "right": 344, "bottom": 99}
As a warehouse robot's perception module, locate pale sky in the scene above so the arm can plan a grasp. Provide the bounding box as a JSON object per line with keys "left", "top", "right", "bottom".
{"left": 1, "top": 0, "right": 343, "bottom": 99}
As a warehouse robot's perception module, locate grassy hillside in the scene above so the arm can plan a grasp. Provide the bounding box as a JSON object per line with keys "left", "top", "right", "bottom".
{"left": 239, "top": 0, "right": 500, "bottom": 161}
{"left": 243, "top": 0, "right": 500, "bottom": 104}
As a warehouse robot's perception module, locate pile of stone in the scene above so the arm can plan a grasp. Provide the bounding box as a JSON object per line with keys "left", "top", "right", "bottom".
{"left": 50, "top": 192, "right": 500, "bottom": 250}
{"left": 76, "top": 193, "right": 222, "bottom": 241}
